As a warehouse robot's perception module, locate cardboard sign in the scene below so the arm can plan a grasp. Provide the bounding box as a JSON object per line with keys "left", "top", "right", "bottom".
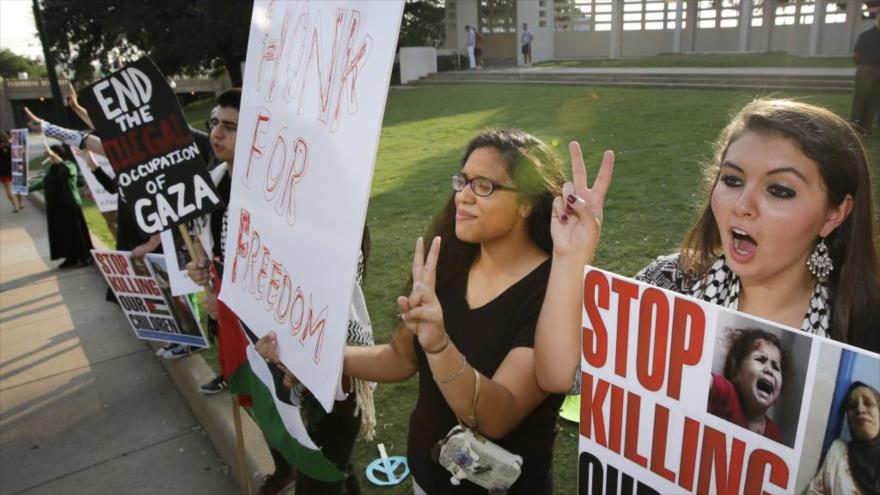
{"left": 92, "top": 249, "right": 208, "bottom": 348}
{"left": 72, "top": 151, "right": 117, "bottom": 212}
{"left": 10, "top": 128, "right": 28, "bottom": 195}
{"left": 219, "top": 0, "right": 403, "bottom": 410}
{"left": 77, "top": 58, "right": 223, "bottom": 236}
{"left": 578, "top": 267, "right": 880, "bottom": 494}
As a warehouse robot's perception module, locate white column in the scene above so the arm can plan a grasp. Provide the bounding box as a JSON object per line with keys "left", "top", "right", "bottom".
{"left": 738, "top": 0, "right": 752, "bottom": 52}
{"left": 609, "top": 0, "right": 622, "bottom": 58}
{"left": 673, "top": 0, "right": 684, "bottom": 53}
{"left": 808, "top": 0, "right": 826, "bottom": 56}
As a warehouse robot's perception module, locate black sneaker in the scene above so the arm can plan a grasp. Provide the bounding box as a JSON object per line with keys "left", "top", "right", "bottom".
{"left": 199, "top": 376, "right": 228, "bottom": 395}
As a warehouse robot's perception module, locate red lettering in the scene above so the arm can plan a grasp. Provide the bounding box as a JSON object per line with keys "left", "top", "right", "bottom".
{"left": 636, "top": 288, "right": 669, "bottom": 392}
{"left": 744, "top": 449, "right": 789, "bottom": 494}
{"left": 231, "top": 209, "right": 251, "bottom": 284}
{"left": 244, "top": 109, "right": 271, "bottom": 186}
{"left": 255, "top": 246, "right": 272, "bottom": 299}
{"left": 678, "top": 416, "right": 701, "bottom": 491}
{"left": 649, "top": 404, "right": 676, "bottom": 482}
{"left": 265, "top": 261, "right": 283, "bottom": 313}
{"left": 608, "top": 384, "right": 624, "bottom": 454}
{"left": 579, "top": 372, "right": 608, "bottom": 447}
{"left": 623, "top": 392, "right": 648, "bottom": 468}
{"left": 697, "top": 426, "right": 745, "bottom": 495}
{"left": 667, "top": 297, "right": 705, "bottom": 400}
{"left": 611, "top": 278, "right": 639, "bottom": 378}
{"left": 583, "top": 270, "right": 609, "bottom": 368}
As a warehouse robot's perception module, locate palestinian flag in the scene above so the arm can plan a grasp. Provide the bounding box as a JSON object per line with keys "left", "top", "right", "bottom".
{"left": 213, "top": 269, "right": 345, "bottom": 482}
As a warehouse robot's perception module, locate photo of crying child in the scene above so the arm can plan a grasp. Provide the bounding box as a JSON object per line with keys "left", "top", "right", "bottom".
{"left": 707, "top": 323, "right": 812, "bottom": 448}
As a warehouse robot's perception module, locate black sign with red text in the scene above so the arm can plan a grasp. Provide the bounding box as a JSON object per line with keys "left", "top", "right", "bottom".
{"left": 78, "top": 57, "right": 223, "bottom": 237}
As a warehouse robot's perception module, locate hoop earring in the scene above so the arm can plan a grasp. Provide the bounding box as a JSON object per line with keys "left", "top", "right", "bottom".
{"left": 807, "top": 237, "right": 833, "bottom": 281}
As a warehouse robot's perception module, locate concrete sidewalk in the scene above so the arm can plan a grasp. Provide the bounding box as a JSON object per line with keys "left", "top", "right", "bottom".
{"left": 0, "top": 196, "right": 243, "bottom": 494}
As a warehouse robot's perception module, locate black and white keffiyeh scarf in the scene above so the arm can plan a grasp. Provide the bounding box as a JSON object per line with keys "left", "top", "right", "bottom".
{"left": 637, "top": 254, "right": 831, "bottom": 337}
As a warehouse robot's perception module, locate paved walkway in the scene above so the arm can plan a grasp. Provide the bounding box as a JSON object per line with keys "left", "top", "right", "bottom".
{"left": 0, "top": 198, "right": 237, "bottom": 494}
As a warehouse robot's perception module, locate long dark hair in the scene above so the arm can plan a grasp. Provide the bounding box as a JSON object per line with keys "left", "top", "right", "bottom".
{"left": 681, "top": 99, "right": 880, "bottom": 350}
{"left": 723, "top": 328, "right": 791, "bottom": 396}
{"left": 423, "top": 129, "right": 565, "bottom": 293}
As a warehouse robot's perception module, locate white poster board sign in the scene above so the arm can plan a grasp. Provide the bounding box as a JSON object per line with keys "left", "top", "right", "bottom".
{"left": 72, "top": 151, "right": 118, "bottom": 212}
{"left": 578, "top": 267, "right": 880, "bottom": 494}
{"left": 219, "top": 0, "right": 403, "bottom": 410}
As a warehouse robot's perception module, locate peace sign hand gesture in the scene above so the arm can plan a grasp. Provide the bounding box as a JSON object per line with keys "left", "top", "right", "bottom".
{"left": 550, "top": 142, "right": 614, "bottom": 266}
{"left": 398, "top": 236, "right": 448, "bottom": 354}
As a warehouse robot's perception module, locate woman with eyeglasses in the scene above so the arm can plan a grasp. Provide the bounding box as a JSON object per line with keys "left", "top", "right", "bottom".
{"left": 342, "top": 129, "right": 596, "bottom": 493}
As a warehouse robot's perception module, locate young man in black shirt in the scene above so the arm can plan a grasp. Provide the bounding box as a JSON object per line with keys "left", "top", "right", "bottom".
{"left": 851, "top": 15, "right": 880, "bottom": 134}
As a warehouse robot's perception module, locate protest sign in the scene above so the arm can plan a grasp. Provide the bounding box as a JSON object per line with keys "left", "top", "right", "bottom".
{"left": 77, "top": 57, "right": 223, "bottom": 236}
{"left": 578, "top": 267, "right": 880, "bottom": 494}
{"left": 92, "top": 249, "right": 208, "bottom": 348}
{"left": 10, "top": 128, "right": 28, "bottom": 195}
{"left": 72, "top": 151, "right": 117, "bottom": 212}
{"left": 219, "top": 0, "right": 404, "bottom": 410}
{"left": 159, "top": 216, "right": 212, "bottom": 296}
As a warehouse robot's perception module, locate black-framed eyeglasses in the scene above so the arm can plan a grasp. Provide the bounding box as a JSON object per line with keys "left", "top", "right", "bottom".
{"left": 205, "top": 117, "right": 237, "bottom": 132}
{"left": 451, "top": 173, "right": 517, "bottom": 197}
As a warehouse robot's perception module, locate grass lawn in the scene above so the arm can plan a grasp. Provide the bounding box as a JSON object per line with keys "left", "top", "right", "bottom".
{"left": 79, "top": 85, "right": 878, "bottom": 494}
{"left": 536, "top": 51, "right": 852, "bottom": 69}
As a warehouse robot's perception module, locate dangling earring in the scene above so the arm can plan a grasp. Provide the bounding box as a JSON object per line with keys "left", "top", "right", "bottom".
{"left": 807, "top": 237, "right": 833, "bottom": 281}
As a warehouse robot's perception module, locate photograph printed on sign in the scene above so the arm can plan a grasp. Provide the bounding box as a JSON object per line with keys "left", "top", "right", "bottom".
{"left": 706, "top": 313, "right": 814, "bottom": 449}
{"left": 795, "top": 344, "right": 880, "bottom": 494}
{"left": 159, "top": 216, "right": 211, "bottom": 296}
{"left": 10, "top": 128, "right": 28, "bottom": 195}
{"left": 144, "top": 253, "right": 204, "bottom": 342}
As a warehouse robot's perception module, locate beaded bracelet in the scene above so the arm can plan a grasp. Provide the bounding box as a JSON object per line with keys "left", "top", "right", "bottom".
{"left": 435, "top": 353, "right": 467, "bottom": 385}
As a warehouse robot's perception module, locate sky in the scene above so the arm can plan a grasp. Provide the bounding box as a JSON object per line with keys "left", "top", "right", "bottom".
{"left": 0, "top": 0, "right": 41, "bottom": 59}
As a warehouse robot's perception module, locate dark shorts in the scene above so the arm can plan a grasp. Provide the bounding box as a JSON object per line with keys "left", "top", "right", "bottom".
{"left": 522, "top": 43, "right": 531, "bottom": 56}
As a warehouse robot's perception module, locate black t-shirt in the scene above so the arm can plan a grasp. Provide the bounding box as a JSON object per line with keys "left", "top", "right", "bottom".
{"left": 407, "top": 259, "right": 564, "bottom": 494}
{"left": 855, "top": 26, "right": 880, "bottom": 68}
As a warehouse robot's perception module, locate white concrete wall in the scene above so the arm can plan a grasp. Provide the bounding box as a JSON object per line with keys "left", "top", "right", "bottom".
{"left": 622, "top": 31, "right": 675, "bottom": 57}
{"left": 554, "top": 32, "right": 610, "bottom": 59}
{"left": 399, "top": 47, "right": 438, "bottom": 84}
{"left": 516, "top": 0, "right": 554, "bottom": 64}
{"left": 455, "top": 0, "right": 479, "bottom": 54}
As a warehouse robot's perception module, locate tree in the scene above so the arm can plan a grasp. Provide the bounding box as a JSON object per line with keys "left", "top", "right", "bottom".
{"left": 398, "top": 0, "right": 446, "bottom": 49}
{"left": 0, "top": 49, "right": 47, "bottom": 79}
{"left": 40, "top": 0, "right": 252, "bottom": 85}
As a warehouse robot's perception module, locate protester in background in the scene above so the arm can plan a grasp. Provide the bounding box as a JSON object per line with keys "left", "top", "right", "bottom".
{"left": 186, "top": 89, "right": 299, "bottom": 495}
{"left": 474, "top": 27, "right": 484, "bottom": 69}
{"left": 465, "top": 25, "right": 477, "bottom": 70}
{"left": 343, "top": 129, "right": 566, "bottom": 493}
{"left": 535, "top": 99, "right": 880, "bottom": 396}
{"left": 708, "top": 328, "right": 789, "bottom": 442}
{"left": 0, "top": 130, "right": 23, "bottom": 212}
{"left": 807, "top": 381, "right": 880, "bottom": 494}
{"left": 521, "top": 23, "right": 534, "bottom": 67}
{"left": 254, "top": 226, "right": 374, "bottom": 495}
{"left": 29, "top": 144, "right": 93, "bottom": 268}
{"left": 850, "top": 15, "right": 880, "bottom": 135}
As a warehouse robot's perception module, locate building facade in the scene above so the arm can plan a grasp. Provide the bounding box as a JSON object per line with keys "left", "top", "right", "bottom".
{"left": 444, "top": 0, "right": 875, "bottom": 65}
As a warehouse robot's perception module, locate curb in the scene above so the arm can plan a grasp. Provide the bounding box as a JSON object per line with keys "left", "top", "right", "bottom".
{"left": 31, "top": 191, "right": 276, "bottom": 493}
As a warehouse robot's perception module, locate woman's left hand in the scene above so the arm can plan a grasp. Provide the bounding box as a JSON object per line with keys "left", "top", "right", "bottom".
{"left": 550, "top": 142, "right": 614, "bottom": 265}
{"left": 398, "top": 236, "right": 448, "bottom": 353}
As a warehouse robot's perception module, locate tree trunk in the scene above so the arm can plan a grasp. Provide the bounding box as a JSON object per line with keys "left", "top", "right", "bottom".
{"left": 33, "top": 0, "right": 68, "bottom": 126}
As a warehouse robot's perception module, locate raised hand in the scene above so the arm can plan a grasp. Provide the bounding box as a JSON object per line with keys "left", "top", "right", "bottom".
{"left": 550, "top": 141, "right": 614, "bottom": 265}
{"left": 22, "top": 106, "right": 42, "bottom": 132}
{"left": 398, "top": 236, "right": 447, "bottom": 353}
